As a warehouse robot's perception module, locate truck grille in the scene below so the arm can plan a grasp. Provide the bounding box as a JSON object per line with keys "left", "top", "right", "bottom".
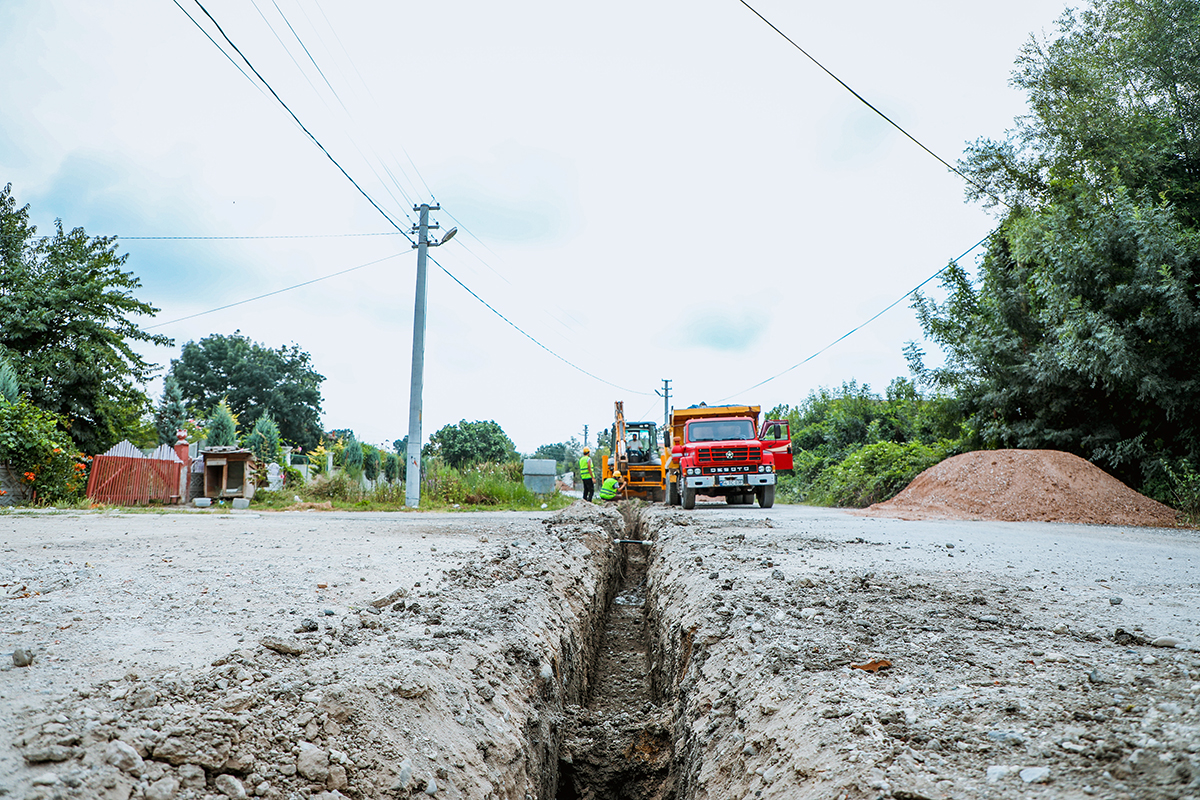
{"left": 696, "top": 445, "right": 758, "bottom": 464}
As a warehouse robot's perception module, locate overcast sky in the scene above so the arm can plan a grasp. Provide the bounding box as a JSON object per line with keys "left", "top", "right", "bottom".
{"left": 1, "top": 0, "right": 1070, "bottom": 454}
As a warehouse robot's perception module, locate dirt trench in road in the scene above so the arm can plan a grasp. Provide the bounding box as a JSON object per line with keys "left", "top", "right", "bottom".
{"left": 6, "top": 502, "right": 1199, "bottom": 800}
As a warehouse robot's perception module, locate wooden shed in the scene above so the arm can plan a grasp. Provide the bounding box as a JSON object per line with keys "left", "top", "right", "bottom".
{"left": 200, "top": 446, "right": 256, "bottom": 500}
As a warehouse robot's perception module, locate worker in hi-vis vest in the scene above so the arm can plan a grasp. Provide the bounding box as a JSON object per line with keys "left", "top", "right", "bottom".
{"left": 578, "top": 448, "right": 596, "bottom": 502}
{"left": 598, "top": 471, "right": 625, "bottom": 501}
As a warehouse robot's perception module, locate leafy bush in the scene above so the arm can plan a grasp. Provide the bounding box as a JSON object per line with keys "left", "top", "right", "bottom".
{"left": 363, "top": 447, "right": 379, "bottom": 481}
{"left": 808, "top": 439, "right": 954, "bottom": 508}
{"left": 0, "top": 397, "right": 88, "bottom": 504}
{"left": 383, "top": 452, "right": 399, "bottom": 483}
{"left": 306, "top": 471, "right": 364, "bottom": 502}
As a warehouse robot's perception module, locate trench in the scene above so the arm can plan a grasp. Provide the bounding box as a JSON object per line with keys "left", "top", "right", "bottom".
{"left": 549, "top": 505, "right": 679, "bottom": 800}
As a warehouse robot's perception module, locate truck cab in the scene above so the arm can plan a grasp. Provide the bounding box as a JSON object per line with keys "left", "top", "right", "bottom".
{"left": 667, "top": 405, "right": 792, "bottom": 509}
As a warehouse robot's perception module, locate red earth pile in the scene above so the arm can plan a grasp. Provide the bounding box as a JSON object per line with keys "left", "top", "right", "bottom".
{"left": 858, "top": 449, "right": 1179, "bottom": 527}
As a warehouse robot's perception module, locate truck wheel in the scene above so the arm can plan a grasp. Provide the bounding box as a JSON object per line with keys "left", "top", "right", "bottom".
{"left": 725, "top": 494, "right": 738, "bottom": 505}
{"left": 682, "top": 485, "right": 696, "bottom": 510}
{"left": 668, "top": 481, "right": 680, "bottom": 506}
{"left": 757, "top": 485, "right": 775, "bottom": 509}
{"left": 741, "top": 492, "right": 754, "bottom": 505}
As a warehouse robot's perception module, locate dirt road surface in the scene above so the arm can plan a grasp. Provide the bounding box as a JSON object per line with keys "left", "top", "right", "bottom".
{"left": 2, "top": 503, "right": 1197, "bottom": 800}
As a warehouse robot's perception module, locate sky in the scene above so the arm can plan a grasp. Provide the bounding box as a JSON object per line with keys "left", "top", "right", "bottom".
{"left": 0, "top": 0, "right": 1072, "bottom": 454}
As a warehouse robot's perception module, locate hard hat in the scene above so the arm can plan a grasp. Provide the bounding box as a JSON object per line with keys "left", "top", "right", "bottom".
{"left": 614, "top": 471, "right": 622, "bottom": 478}
{"left": 583, "top": 447, "right": 590, "bottom": 454}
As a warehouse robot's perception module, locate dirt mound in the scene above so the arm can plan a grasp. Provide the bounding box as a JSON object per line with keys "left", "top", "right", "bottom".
{"left": 858, "top": 449, "right": 1179, "bottom": 527}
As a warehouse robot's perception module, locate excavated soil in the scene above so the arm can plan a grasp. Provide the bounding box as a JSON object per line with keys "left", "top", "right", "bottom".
{"left": 859, "top": 450, "right": 1180, "bottom": 527}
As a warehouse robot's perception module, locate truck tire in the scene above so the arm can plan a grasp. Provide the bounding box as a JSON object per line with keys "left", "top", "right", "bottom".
{"left": 757, "top": 485, "right": 775, "bottom": 509}
{"left": 682, "top": 485, "right": 696, "bottom": 510}
{"left": 725, "top": 494, "right": 738, "bottom": 505}
{"left": 668, "top": 480, "right": 680, "bottom": 506}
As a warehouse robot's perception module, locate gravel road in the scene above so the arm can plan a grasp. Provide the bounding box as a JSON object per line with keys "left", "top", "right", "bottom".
{"left": 1, "top": 503, "right": 1197, "bottom": 800}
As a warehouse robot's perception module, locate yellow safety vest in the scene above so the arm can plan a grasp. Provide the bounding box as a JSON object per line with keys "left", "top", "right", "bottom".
{"left": 598, "top": 477, "right": 620, "bottom": 500}
{"left": 578, "top": 455, "right": 592, "bottom": 480}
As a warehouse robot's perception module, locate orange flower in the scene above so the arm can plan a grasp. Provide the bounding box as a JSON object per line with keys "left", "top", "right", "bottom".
{"left": 53, "top": 447, "right": 62, "bottom": 453}
{"left": 23, "top": 472, "right": 36, "bottom": 482}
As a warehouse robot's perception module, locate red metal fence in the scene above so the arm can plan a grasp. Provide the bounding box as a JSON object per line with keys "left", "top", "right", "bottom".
{"left": 86, "top": 442, "right": 184, "bottom": 505}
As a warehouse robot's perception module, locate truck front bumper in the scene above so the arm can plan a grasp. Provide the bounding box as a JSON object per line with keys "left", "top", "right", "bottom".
{"left": 685, "top": 473, "right": 775, "bottom": 489}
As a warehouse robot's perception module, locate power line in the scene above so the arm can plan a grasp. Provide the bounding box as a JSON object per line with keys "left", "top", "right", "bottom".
{"left": 186, "top": 0, "right": 414, "bottom": 240}
{"left": 432, "top": 251, "right": 652, "bottom": 395}
{"left": 144, "top": 251, "right": 407, "bottom": 330}
{"left": 168, "top": 0, "right": 261, "bottom": 95}
{"left": 718, "top": 235, "right": 992, "bottom": 402}
{"left": 735, "top": 0, "right": 1009, "bottom": 209}
{"left": 119, "top": 232, "right": 403, "bottom": 240}
{"left": 177, "top": 1, "right": 645, "bottom": 397}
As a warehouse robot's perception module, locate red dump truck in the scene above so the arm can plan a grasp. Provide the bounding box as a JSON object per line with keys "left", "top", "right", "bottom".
{"left": 667, "top": 404, "right": 793, "bottom": 509}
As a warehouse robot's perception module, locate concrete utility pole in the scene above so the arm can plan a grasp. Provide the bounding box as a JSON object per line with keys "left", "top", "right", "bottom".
{"left": 404, "top": 203, "right": 456, "bottom": 508}
{"left": 656, "top": 379, "right": 672, "bottom": 432}
{"left": 583, "top": 425, "right": 589, "bottom": 450}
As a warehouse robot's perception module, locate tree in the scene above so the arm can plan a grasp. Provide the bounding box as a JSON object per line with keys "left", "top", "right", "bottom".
{"left": 911, "top": 0, "right": 1200, "bottom": 490}
{"left": 246, "top": 414, "right": 282, "bottom": 465}
{"left": 0, "top": 184, "right": 172, "bottom": 454}
{"left": 424, "top": 420, "right": 516, "bottom": 469}
{"left": 0, "top": 350, "right": 18, "bottom": 405}
{"left": 343, "top": 436, "right": 363, "bottom": 476}
{"left": 532, "top": 437, "right": 582, "bottom": 472}
{"left": 170, "top": 332, "right": 324, "bottom": 450}
{"left": 154, "top": 376, "right": 188, "bottom": 445}
{"left": 207, "top": 400, "right": 238, "bottom": 447}
{"left": 363, "top": 445, "right": 380, "bottom": 482}
{"left": 384, "top": 452, "right": 399, "bottom": 482}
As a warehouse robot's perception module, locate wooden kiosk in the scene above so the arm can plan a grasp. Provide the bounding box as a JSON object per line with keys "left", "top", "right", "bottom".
{"left": 200, "top": 446, "right": 256, "bottom": 500}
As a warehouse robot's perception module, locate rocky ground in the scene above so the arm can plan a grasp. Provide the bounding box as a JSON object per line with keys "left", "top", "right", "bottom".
{"left": 1, "top": 502, "right": 1198, "bottom": 800}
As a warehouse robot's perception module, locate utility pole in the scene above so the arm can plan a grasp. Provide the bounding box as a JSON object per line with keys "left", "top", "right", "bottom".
{"left": 656, "top": 379, "right": 672, "bottom": 431}
{"left": 404, "top": 204, "right": 457, "bottom": 508}
{"left": 583, "top": 424, "right": 589, "bottom": 450}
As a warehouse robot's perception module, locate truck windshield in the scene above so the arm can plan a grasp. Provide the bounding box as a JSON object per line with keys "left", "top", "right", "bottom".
{"left": 688, "top": 420, "right": 754, "bottom": 442}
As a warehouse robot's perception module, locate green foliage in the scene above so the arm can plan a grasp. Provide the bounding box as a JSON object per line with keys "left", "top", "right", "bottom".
{"left": 0, "top": 350, "right": 19, "bottom": 404}
{"left": 771, "top": 379, "right": 968, "bottom": 503}
{"left": 343, "top": 437, "right": 363, "bottom": 468}
{"left": 154, "top": 376, "right": 188, "bottom": 446}
{"left": 170, "top": 332, "right": 324, "bottom": 450}
{"left": 363, "top": 446, "right": 380, "bottom": 482}
{"left": 909, "top": 0, "right": 1200, "bottom": 498}
{"left": 808, "top": 440, "right": 953, "bottom": 508}
{"left": 959, "top": 0, "right": 1200, "bottom": 224}
{"left": 206, "top": 400, "right": 238, "bottom": 448}
{"left": 383, "top": 452, "right": 399, "bottom": 483}
{"left": 0, "top": 397, "right": 87, "bottom": 504}
{"left": 424, "top": 420, "right": 516, "bottom": 469}
{"left": 245, "top": 415, "right": 282, "bottom": 465}
{"left": 0, "top": 184, "right": 172, "bottom": 454}
{"left": 531, "top": 436, "right": 582, "bottom": 473}
{"left": 421, "top": 459, "right": 545, "bottom": 507}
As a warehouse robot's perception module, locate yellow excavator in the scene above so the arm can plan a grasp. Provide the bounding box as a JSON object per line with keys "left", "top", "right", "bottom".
{"left": 600, "top": 401, "right": 667, "bottom": 502}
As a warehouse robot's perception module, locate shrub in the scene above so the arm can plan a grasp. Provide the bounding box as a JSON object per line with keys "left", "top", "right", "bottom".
{"left": 384, "top": 452, "right": 399, "bottom": 483}
{"left": 363, "top": 447, "right": 379, "bottom": 481}
{"left": 808, "top": 439, "right": 954, "bottom": 508}
{"left": 306, "top": 471, "right": 364, "bottom": 502}
{"left": 246, "top": 415, "right": 281, "bottom": 465}
{"left": 0, "top": 397, "right": 87, "bottom": 504}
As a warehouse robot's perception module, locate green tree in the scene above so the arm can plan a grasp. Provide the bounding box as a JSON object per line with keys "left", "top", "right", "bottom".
{"left": 363, "top": 445, "right": 380, "bottom": 482}
{"left": 154, "top": 376, "right": 188, "bottom": 446}
{"left": 532, "top": 437, "right": 582, "bottom": 472}
{"left": 0, "top": 350, "right": 19, "bottom": 404}
{"left": 959, "top": 0, "right": 1200, "bottom": 224}
{"left": 170, "top": 332, "right": 324, "bottom": 450}
{"left": 911, "top": 0, "right": 1200, "bottom": 490}
{"left": 424, "top": 419, "right": 516, "bottom": 469}
{"left": 343, "top": 436, "right": 363, "bottom": 477}
{"left": 207, "top": 400, "right": 238, "bottom": 447}
{"left": 245, "top": 414, "right": 282, "bottom": 465}
{"left": 0, "top": 184, "right": 172, "bottom": 454}
{"left": 384, "top": 451, "right": 399, "bottom": 483}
